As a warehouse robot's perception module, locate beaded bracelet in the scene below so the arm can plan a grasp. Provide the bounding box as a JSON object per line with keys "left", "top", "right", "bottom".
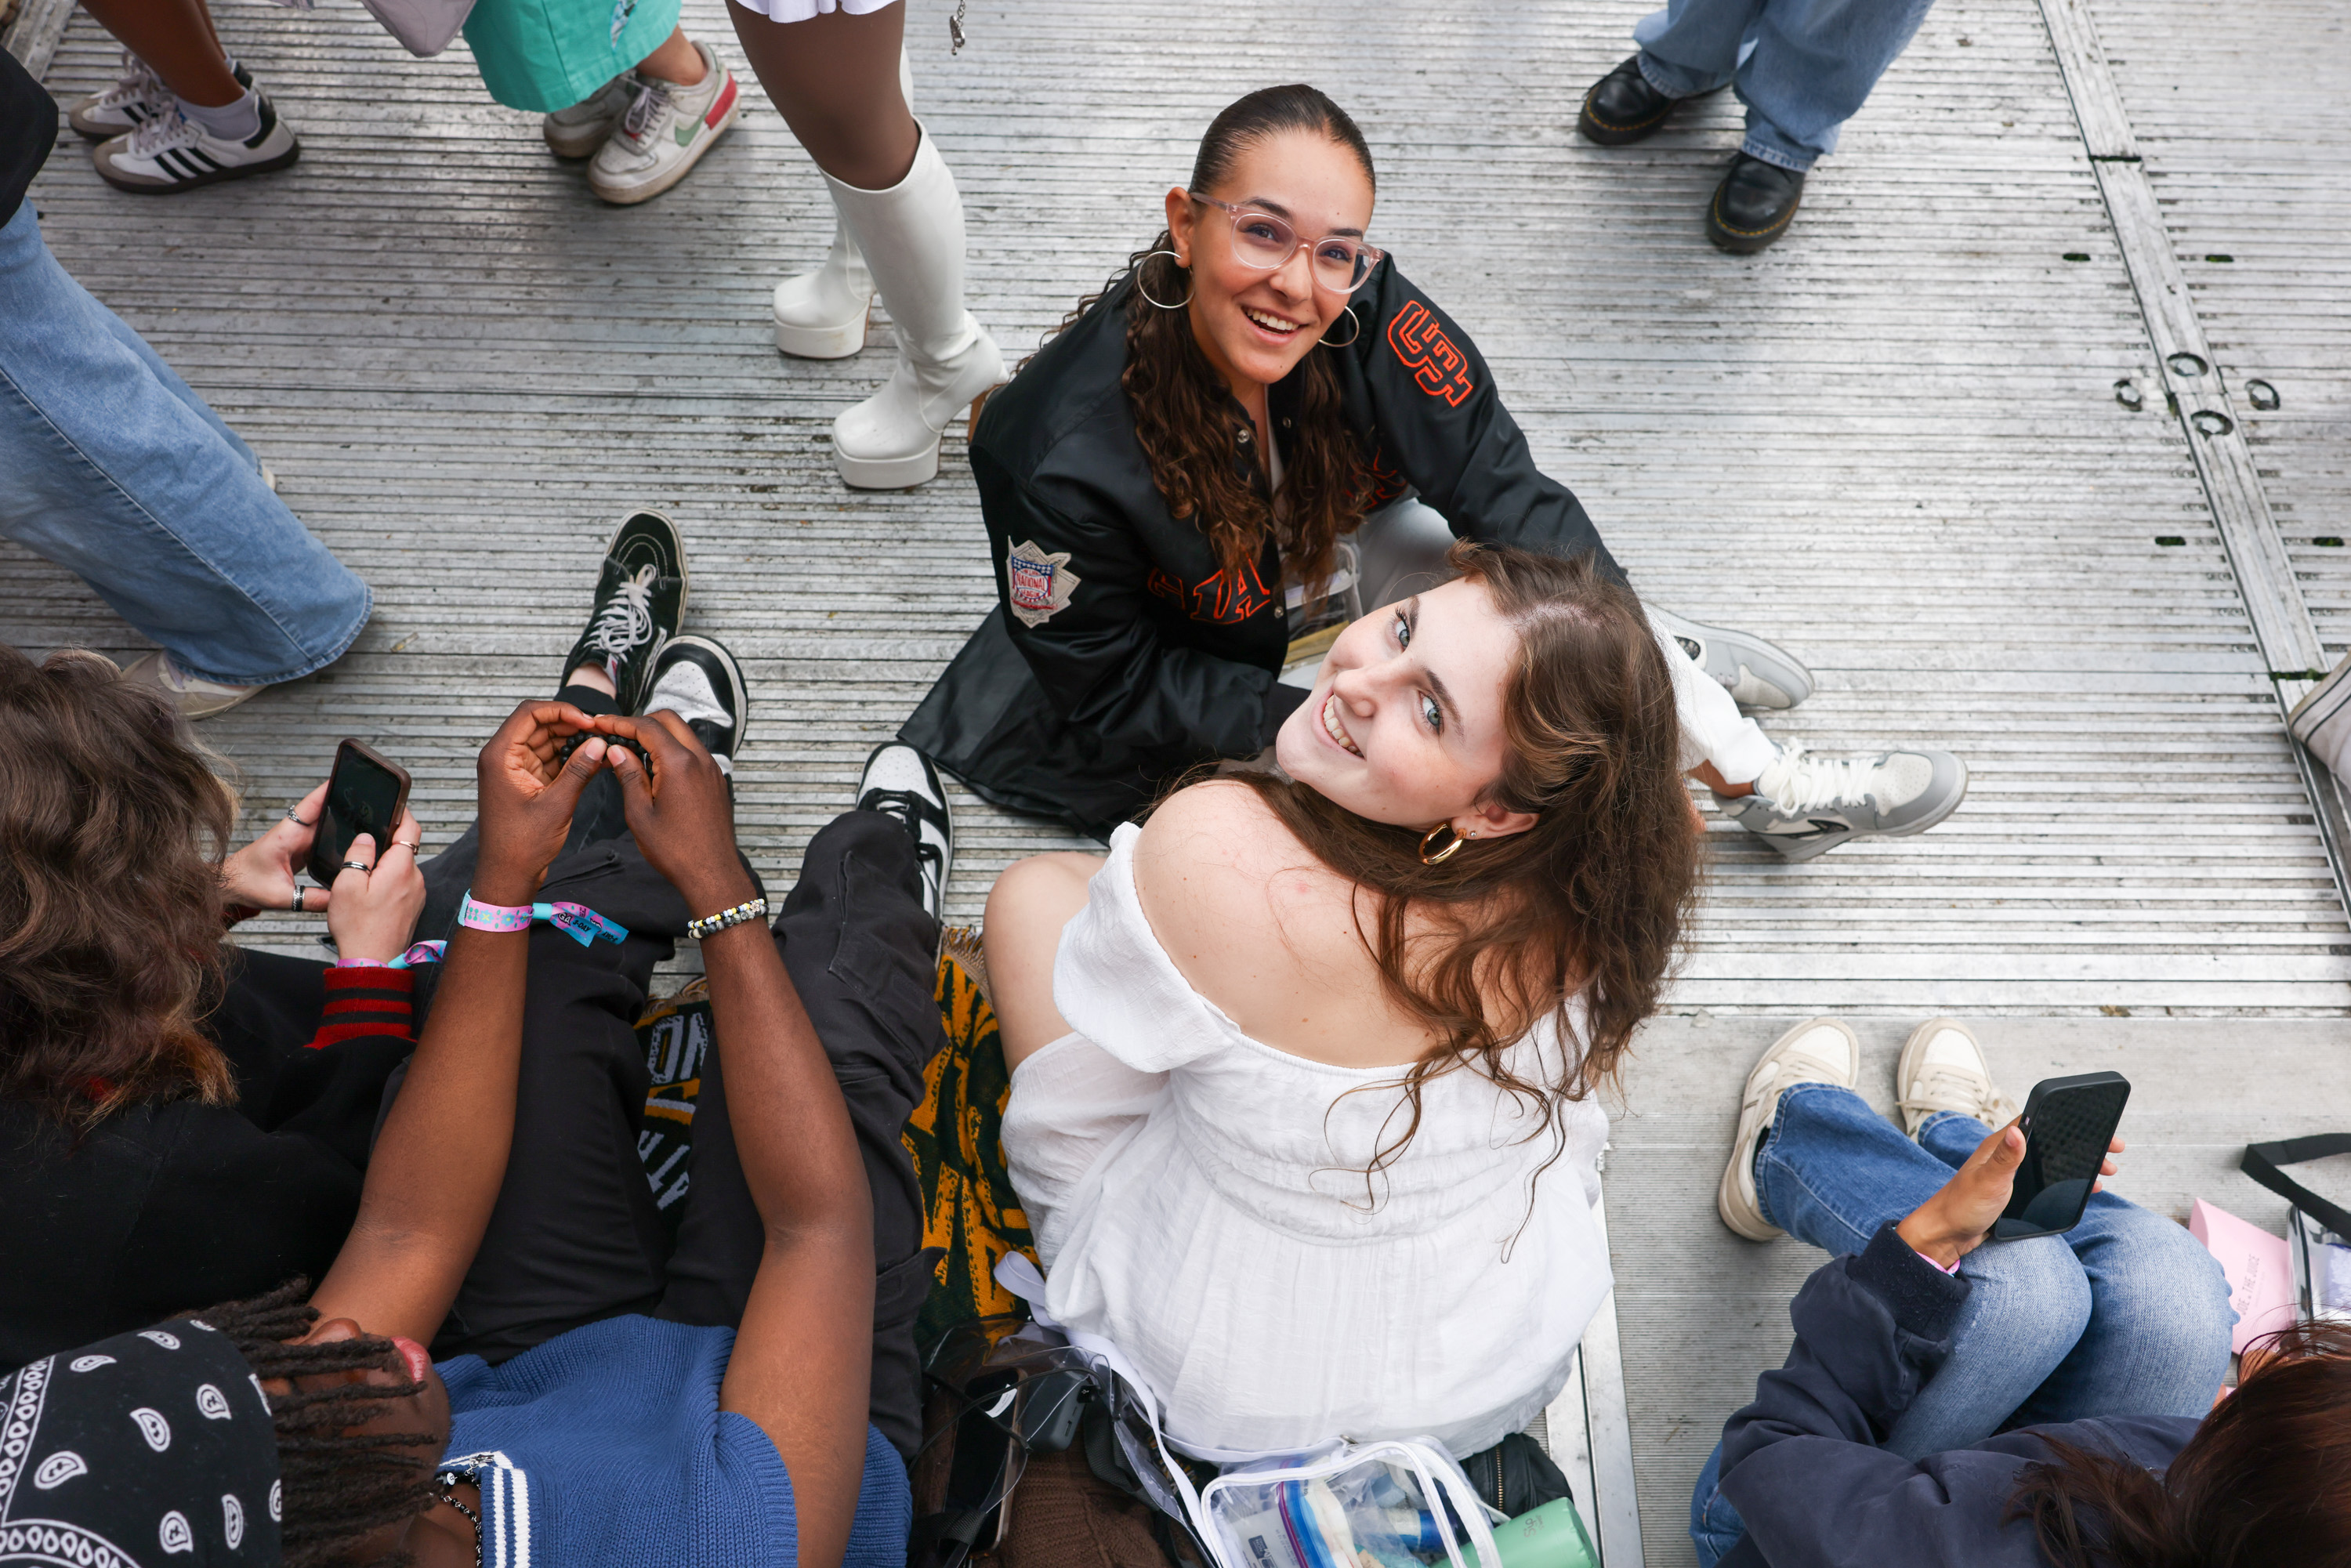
{"left": 686, "top": 896, "right": 768, "bottom": 941}
{"left": 458, "top": 893, "right": 631, "bottom": 949}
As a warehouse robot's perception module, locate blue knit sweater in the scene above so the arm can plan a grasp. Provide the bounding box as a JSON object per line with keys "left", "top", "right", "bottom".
{"left": 437, "top": 1314, "right": 913, "bottom": 1568}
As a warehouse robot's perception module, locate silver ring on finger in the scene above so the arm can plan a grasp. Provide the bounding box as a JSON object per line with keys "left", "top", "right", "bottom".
{"left": 342, "top": 860, "right": 374, "bottom": 874}
{"left": 292, "top": 886, "right": 311, "bottom": 914}
{"left": 284, "top": 807, "right": 313, "bottom": 826}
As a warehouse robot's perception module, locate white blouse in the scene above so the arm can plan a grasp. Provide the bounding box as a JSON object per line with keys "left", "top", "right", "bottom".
{"left": 1001, "top": 824, "right": 1613, "bottom": 1460}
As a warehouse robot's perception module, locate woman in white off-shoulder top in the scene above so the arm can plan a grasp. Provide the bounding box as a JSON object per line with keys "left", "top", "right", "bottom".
{"left": 982, "top": 543, "right": 1701, "bottom": 1461}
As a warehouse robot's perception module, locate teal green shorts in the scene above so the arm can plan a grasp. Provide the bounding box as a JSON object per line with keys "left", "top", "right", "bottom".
{"left": 462, "top": 0, "right": 684, "bottom": 113}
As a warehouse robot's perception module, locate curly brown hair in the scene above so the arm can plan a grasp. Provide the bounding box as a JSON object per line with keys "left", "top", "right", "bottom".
{"left": 1054, "top": 85, "right": 1378, "bottom": 597}
{"left": 0, "top": 645, "right": 237, "bottom": 1120}
{"left": 1211, "top": 545, "right": 1701, "bottom": 1177}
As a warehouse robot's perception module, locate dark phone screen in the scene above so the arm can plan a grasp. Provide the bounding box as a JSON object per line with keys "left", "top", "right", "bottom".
{"left": 309, "top": 745, "right": 408, "bottom": 886}
{"left": 1992, "top": 1074, "right": 2131, "bottom": 1241}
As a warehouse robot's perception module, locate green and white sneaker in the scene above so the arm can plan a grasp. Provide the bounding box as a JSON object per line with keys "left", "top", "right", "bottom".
{"left": 543, "top": 71, "right": 638, "bottom": 158}
{"left": 1719, "top": 1017, "right": 1861, "bottom": 1241}
{"left": 92, "top": 96, "right": 299, "bottom": 194}
{"left": 1715, "top": 741, "right": 1968, "bottom": 861}
{"left": 587, "top": 42, "right": 741, "bottom": 205}
{"left": 560, "top": 511, "right": 689, "bottom": 714}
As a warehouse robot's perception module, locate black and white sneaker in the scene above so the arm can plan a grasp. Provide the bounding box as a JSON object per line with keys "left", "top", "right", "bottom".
{"left": 645, "top": 636, "right": 747, "bottom": 774}
{"left": 92, "top": 94, "right": 299, "bottom": 194}
{"left": 1649, "top": 606, "right": 1814, "bottom": 711}
{"left": 559, "top": 510, "right": 688, "bottom": 714}
{"left": 69, "top": 51, "right": 256, "bottom": 139}
{"left": 857, "top": 744, "right": 952, "bottom": 923}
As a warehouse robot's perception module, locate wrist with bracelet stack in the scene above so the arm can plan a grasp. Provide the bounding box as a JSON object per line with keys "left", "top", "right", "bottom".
{"left": 686, "top": 895, "right": 767, "bottom": 940}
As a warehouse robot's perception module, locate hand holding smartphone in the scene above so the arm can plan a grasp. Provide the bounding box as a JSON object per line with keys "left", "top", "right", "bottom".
{"left": 1990, "top": 1071, "right": 2132, "bottom": 1242}
{"left": 308, "top": 740, "right": 414, "bottom": 888}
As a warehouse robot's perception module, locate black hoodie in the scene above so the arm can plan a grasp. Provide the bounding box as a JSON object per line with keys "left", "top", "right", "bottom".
{"left": 2, "top": 44, "right": 59, "bottom": 228}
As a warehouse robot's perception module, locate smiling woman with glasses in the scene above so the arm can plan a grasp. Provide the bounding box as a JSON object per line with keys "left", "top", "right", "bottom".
{"left": 897, "top": 84, "right": 1882, "bottom": 858}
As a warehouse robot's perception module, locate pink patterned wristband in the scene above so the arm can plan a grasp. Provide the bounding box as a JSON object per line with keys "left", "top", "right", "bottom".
{"left": 458, "top": 893, "right": 534, "bottom": 933}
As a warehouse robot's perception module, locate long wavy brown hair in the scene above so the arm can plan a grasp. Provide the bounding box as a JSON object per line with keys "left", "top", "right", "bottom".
{"left": 2006, "top": 1318, "right": 2351, "bottom": 1567}
{"left": 1208, "top": 544, "right": 1699, "bottom": 1175}
{"left": 0, "top": 645, "right": 237, "bottom": 1120}
{"left": 1051, "top": 85, "right": 1378, "bottom": 596}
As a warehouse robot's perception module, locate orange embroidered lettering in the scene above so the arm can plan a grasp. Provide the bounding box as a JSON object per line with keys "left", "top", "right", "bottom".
{"left": 1386, "top": 301, "right": 1474, "bottom": 406}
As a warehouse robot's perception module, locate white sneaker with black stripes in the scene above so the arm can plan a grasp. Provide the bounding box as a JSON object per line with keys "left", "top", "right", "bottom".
{"left": 856, "top": 744, "right": 953, "bottom": 924}
{"left": 68, "top": 50, "right": 259, "bottom": 139}
{"left": 92, "top": 95, "right": 299, "bottom": 194}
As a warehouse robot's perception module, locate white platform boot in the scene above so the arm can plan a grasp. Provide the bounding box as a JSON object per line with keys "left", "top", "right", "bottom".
{"left": 826, "top": 122, "right": 1005, "bottom": 488}
{"left": 769, "top": 49, "right": 911, "bottom": 360}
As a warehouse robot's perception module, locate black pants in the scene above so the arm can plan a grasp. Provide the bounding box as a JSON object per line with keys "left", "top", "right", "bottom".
{"left": 425, "top": 807, "right": 945, "bottom": 1458}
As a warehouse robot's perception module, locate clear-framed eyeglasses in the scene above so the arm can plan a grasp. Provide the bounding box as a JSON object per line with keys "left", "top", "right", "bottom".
{"left": 1189, "top": 194, "right": 1382, "bottom": 294}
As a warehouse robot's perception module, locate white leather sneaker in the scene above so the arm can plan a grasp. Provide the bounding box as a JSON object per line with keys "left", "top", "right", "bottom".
{"left": 587, "top": 42, "right": 741, "bottom": 205}
{"left": 1894, "top": 1019, "right": 2016, "bottom": 1138}
{"left": 121, "top": 651, "right": 263, "bottom": 719}
{"left": 544, "top": 72, "right": 638, "bottom": 158}
{"left": 1719, "top": 1017, "right": 1861, "bottom": 1241}
{"left": 825, "top": 123, "right": 1006, "bottom": 488}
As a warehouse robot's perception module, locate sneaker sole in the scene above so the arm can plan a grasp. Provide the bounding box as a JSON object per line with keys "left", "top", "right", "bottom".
{"left": 1896, "top": 1017, "right": 1998, "bottom": 1139}
{"left": 545, "top": 121, "right": 618, "bottom": 158}
{"left": 589, "top": 87, "right": 740, "bottom": 206}
{"left": 95, "top": 137, "right": 301, "bottom": 194}
{"left": 1718, "top": 1016, "right": 1860, "bottom": 1240}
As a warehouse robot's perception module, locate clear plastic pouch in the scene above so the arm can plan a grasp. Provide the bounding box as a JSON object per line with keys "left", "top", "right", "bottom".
{"left": 1199, "top": 1439, "right": 1502, "bottom": 1568}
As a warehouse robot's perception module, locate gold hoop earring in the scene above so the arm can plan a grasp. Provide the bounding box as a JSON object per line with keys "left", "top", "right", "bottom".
{"left": 1318, "top": 306, "right": 1363, "bottom": 348}
{"left": 1418, "top": 823, "right": 1467, "bottom": 865}
{"left": 1136, "top": 251, "right": 1193, "bottom": 310}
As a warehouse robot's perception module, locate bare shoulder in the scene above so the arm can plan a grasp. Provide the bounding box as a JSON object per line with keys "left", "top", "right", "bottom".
{"left": 1132, "top": 781, "right": 1370, "bottom": 1004}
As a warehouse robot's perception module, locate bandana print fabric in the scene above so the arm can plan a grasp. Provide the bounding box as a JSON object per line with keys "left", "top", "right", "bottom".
{"left": 0, "top": 1320, "right": 281, "bottom": 1567}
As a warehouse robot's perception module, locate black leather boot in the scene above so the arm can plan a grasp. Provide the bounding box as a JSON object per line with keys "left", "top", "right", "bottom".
{"left": 1578, "top": 56, "right": 1691, "bottom": 145}
{"left": 1706, "top": 153, "right": 1806, "bottom": 252}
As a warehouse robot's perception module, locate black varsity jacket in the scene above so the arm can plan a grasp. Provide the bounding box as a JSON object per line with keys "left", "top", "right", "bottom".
{"left": 898, "top": 258, "right": 1621, "bottom": 838}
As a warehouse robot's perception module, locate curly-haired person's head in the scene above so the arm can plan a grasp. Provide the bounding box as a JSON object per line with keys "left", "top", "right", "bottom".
{"left": 0, "top": 643, "right": 238, "bottom": 1119}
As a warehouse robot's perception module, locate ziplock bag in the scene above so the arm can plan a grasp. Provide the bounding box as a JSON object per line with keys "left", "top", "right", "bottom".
{"left": 2240, "top": 1135, "right": 2351, "bottom": 1322}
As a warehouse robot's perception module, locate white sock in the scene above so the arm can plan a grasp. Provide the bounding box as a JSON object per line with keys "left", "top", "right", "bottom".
{"left": 180, "top": 87, "right": 261, "bottom": 143}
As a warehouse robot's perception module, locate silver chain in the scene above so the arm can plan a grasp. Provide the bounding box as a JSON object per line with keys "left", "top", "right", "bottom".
{"left": 949, "top": 0, "right": 967, "bottom": 53}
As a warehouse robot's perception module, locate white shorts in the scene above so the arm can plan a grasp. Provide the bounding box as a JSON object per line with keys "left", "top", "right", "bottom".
{"left": 727, "top": 0, "right": 896, "bottom": 20}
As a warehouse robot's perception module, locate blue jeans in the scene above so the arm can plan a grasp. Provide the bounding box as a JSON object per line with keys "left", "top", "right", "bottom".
{"left": 1633, "top": 0, "right": 1939, "bottom": 171}
{"left": 1687, "top": 1084, "right": 2234, "bottom": 1567}
{"left": 0, "top": 201, "right": 370, "bottom": 685}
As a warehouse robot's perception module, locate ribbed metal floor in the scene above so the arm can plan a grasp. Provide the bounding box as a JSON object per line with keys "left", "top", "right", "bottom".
{"left": 15, "top": 0, "right": 2347, "bottom": 1014}
{"left": 11, "top": 0, "right": 2351, "bottom": 1560}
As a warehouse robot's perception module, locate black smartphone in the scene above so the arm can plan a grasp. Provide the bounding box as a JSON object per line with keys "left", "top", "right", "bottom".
{"left": 306, "top": 740, "right": 412, "bottom": 888}
{"left": 1990, "top": 1071, "right": 2132, "bottom": 1241}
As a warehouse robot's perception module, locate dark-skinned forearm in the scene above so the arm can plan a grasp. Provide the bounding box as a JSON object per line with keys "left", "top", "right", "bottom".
{"left": 310, "top": 861, "right": 539, "bottom": 1342}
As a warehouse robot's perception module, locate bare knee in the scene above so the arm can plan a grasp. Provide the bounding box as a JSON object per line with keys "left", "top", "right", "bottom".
{"left": 984, "top": 853, "right": 1103, "bottom": 1069}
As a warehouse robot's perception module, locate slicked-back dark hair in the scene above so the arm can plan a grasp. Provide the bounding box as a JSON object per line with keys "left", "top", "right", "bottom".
{"left": 208, "top": 1281, "right": 440, "bottom": 1568}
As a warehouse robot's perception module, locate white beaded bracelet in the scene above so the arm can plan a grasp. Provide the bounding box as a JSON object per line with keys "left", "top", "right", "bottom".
{"left": 687, "top": 896, "right": 768, "bottom": 941}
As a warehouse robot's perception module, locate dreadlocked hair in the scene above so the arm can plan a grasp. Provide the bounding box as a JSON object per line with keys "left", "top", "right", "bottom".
{"left": 1041, "top": 85, "right": 1377, "bottom": 596}
{"left": 205, "top": 1280, "right": 440, "bottom": 1568}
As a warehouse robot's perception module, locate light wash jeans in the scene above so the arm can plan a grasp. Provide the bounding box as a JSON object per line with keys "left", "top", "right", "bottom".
{"left": 1342, "top": 496, "right": 1779, "bottom": 782}
{"left": 0, "top": 201, "right": 370, "bottom": 685}
{"left": 1633, "top": 0, "right": 1940, "bottom": 172}
{"left": 1687, "top": 1083, "right": 2236, "bottom": 1566}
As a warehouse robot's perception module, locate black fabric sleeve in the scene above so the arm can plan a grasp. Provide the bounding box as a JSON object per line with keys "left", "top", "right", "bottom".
{"left": 1336, "top": 259, "right": 1625, "bottom": 584}
{"left": 1, "top": 45, "right": 58, "bottom": 229}
{"left": 977, "top": 446, "right": 1288, "bottom": 763}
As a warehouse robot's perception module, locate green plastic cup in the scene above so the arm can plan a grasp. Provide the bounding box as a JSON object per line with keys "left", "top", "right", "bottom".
{"left": 1464, "top": 1498, "right": 1599, "bottom": 1568}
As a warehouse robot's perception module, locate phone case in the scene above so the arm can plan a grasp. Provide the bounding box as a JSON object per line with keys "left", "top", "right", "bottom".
{"left": 1993, "top": 1071, "right": 2130, "bottom": 1241}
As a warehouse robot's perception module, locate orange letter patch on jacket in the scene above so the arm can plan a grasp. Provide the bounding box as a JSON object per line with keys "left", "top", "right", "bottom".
{"left": 1386, "top": 301, "right": 1474, "bottom": 406}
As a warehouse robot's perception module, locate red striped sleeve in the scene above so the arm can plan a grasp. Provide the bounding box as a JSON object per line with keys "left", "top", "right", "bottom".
{"left": 306, "top": 965, "right": 416, "bottom": 1049}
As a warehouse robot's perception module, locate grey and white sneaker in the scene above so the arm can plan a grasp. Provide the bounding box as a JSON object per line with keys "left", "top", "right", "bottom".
{"left": 1715, "top": 741, "right": 1968, "bottom": 861}
{"left": 120, "top": 650, "right": 263, "bottom": 719}
{"left": 857, "top": 744, "right": 952, "bottom": 924}
{"left": 1894, "top": 1019, "right": 2016, "bottom": 1139}
{"left": 543, "top": 72, "right": 639, "bottom": 158}
{"left": 1719, "top": 1017, "right": 1860, "bottom": 1241}
{"left": 69, "top": 51, "right": 257, "bottom": 139}
{"left": 2288, "top": 650, "right": 2351, "bottom": 780}
{"left": 645, "top": 635, "right": 747, "bottom": 775}
{"left": 559, "top": 511, "right": 688, "bottom": 714}
{"left": 1650, "top": 606, "right": 1813, "bottom": 710}
{"left": 92, "top": 95, "right": 299, "bottom": 194}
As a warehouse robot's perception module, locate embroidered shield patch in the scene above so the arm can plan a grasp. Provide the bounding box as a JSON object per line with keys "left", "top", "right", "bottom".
{"left": 1005, "top": 539, "right": 1080, "bottom": 628}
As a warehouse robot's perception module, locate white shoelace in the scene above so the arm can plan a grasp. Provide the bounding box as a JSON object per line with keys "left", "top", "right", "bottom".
{"left": 99, "top": 49, "right": 167, "bottom": 110}
{"left": 584, "top": 565, "right": 660, "bottom": 659}
{"left": 1754, "top": 743, "right": 1876, "bottom": 811}
{"left": 126, "top": 104, "right": 201, "bottom": 159}
{"left": 1899, "top": 1062, "right": 2014, "bottom": 1123}
{"left": 620, "top": 79, "right": 673, "bottom": 143}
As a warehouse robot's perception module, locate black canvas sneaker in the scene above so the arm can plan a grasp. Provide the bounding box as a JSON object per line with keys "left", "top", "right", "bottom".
{"left": 560, "top": 511, "right": 689, "bottom": 714}
{"left": 644, "top": 636, "right": 747, "bottom": 775}
{"left": 857, "top": 744, "right": 954, "bottom": 923}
